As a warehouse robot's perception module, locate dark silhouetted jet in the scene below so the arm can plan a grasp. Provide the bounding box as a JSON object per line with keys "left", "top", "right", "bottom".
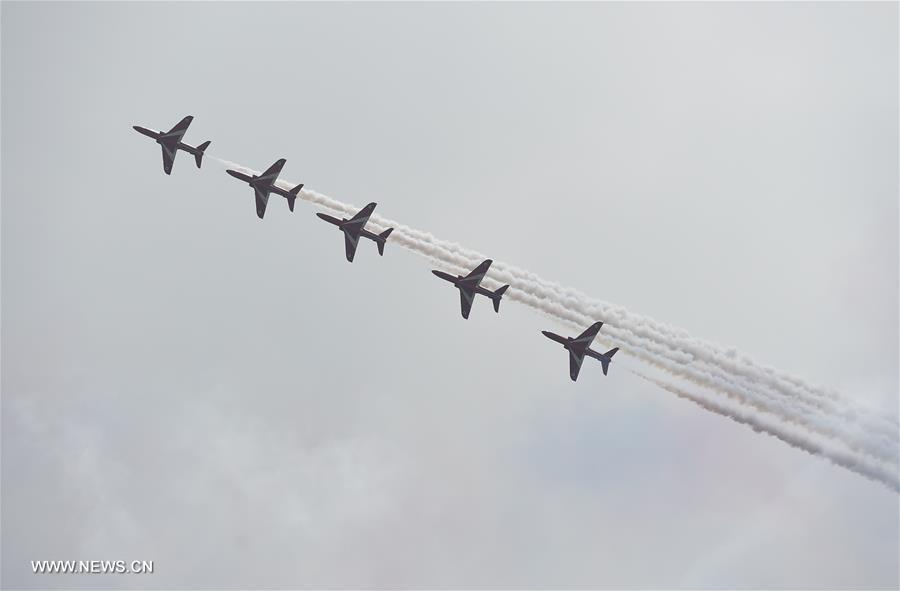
{"left": 432, "top": 260, "right": 510, "bottom": 319}
{"left": 133, "top": 115, "right": 210, "bottom": 175}
{"left": 226, "top": 159, "right": 304, "bottom": 219}
{"left": 316, "top": 203, "right": 394, "bottom": 262}
{"left": 542, "top": 322, "right": 618, "bottom": 381}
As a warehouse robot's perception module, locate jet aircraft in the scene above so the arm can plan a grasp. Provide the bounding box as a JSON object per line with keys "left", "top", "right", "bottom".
{"left": 542, "top": 321, "right": 619, "bottom": 381}
{"left": 432, "top": 259, "right": 510, "bottom": 319}
{"left": 132, "top": 115, "right": 211, "bottom": 175}
{"left": 226, "top": 159, "right": 304, "bottom": 219}
{"left": 316, "top": 203, "right": 394, "bottom": 262}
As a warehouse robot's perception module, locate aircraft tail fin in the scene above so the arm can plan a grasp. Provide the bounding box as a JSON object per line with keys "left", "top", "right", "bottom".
{"left": 194, "top": 141, "right": 211, "bottom": 168}
{"left": 491, "top": 284, "right": 510, "bottom": 312}
{"left": 376, "top": 228, "right": 394, "bottom": 256}
{"left": 287, "top": 196, "right": 296, "bottom": 212}
{"left": 600, "top": 347, "right": 619, "bottom": 376}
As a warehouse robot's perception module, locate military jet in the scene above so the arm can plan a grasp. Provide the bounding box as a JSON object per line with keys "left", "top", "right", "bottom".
{"left": 132, "top": 115, "right": 211, "bottom": 175}
{"left": 542, "top": 322, "right": 619, "bottom": 381}
{"left": 226, "top": 159, "right": 304, "bottom": 219}
{"left": 432, "top": 260, "right": 510, "bottom": 319}
{"left": 316, "top": 203, "right": 394, "bottom": 262}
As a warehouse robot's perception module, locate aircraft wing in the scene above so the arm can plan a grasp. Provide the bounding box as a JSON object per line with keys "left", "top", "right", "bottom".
{"left": 161, "top": 115, "right": 193, "bottom": 142}
{"left": 459, "top": 259, "right": 492, "bottom": 288}
{"left": 340, "top": 203, "right": 376, "bottom": 261}
{"left": 459, "top": 287, "right": 476, "bottom": 319}
{"left": 344, "top": 230, "right": 360, "bottom": 262}
{"left": 569, "top": 349, "right": 586, "bottom": 381}
{"left": 255, "top": 187, "right": 270, "bottom": 219}
{"left": 344, "top": 202, "right": 377, "bottom": 230}
{"left": 572, "top": 321, "right": 604, "bottom": 346}
{"left": 257, "top": 159, "right": 286, "bottom": 186}
{"left": 160, "top": 143, "right": 177, "bottom": 175}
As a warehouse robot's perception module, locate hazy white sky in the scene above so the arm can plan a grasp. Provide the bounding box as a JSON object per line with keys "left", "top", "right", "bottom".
{"left": 2, "top": 2, "right": 898, "bottom": 588}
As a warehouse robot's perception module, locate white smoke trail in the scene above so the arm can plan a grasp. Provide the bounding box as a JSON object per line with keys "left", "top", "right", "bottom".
{"left": 631, "top": 370, "right": 900, "bottom": 492}
{"left": 209, "top": 156, "right": 900, "bottom": 491}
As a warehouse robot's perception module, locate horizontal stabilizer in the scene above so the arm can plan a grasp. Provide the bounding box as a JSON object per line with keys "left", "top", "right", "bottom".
{"left": 491, "top": 284, "right": 509, "bottom": 312}
{"left": 377, "top": 228, "right": 393, "bottom": 256}
{"left": 287, "top": 184, "right": 302, "bottom": 211}
{"left": 600, "top": 348, "right": 618, "bottom": 376}
{"left": 194, "top": 140, "right": 210, "bottom": 168}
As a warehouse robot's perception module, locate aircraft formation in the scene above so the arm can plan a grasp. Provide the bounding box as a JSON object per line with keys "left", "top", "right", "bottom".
{"left": 134, "top": 116, "right": 620, "bottom": 381}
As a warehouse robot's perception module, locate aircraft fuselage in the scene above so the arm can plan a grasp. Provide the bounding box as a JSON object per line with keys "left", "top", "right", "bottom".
{"left": 249, "top": 177, "right": 278, "bottom": 192}
{"left": 132, "top": 125, "right": 160, "bottom": 141}
{"left": 433, "top": 271, "right": 492, "bottom": 296}
{"left": 544, "top": 330, "right": 604, "bottom": 356}
{"left": 432, "top": 271, "right": 482, "bottom": 296}
{"left": 134, "top": 127, "right": 200, "bottom": 151}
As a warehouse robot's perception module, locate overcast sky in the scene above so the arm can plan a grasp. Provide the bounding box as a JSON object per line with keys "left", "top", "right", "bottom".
{"left": 2, "top": 2, "right": 898, "bottom": 589}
